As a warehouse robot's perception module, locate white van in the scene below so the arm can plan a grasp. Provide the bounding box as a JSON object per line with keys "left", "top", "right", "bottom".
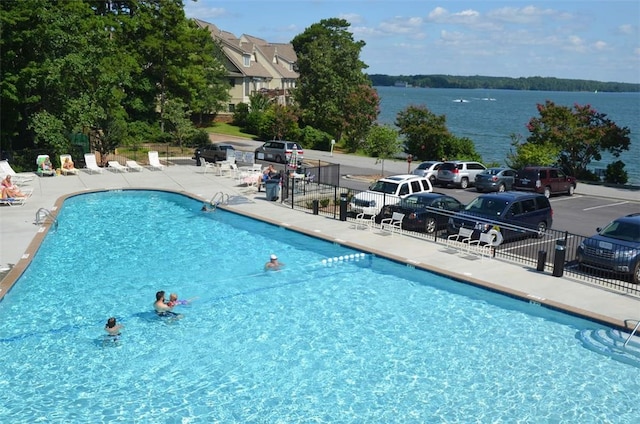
{"left": 349, "top": 175, "right": 433, "bottom": 216}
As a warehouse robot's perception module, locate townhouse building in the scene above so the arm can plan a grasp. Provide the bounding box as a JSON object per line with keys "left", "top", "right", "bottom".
{"left": 194, "top": 19, "right": 299, "bottom": 113}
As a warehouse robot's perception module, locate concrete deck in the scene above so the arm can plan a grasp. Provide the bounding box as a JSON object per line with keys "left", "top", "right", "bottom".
{"left": 1, "top": 155, "right": 640, "bottom": 332}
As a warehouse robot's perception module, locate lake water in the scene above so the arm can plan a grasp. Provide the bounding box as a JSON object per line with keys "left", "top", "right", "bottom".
{"left": 375, "top": 86, "right": 640, "bottom": 185}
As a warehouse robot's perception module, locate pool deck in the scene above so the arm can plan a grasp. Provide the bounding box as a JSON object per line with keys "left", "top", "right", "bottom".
{"left": 1, "top": 153, "right": 640, "bottom": 331}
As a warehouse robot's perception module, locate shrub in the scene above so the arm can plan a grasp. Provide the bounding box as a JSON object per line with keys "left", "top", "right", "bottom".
{"left": 604, "top": 160, "right": 628, "bottom": 185}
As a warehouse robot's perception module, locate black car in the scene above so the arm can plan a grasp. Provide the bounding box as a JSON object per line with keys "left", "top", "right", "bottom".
{"left": 374, "top": 192, "right": 464, "bottom": 234}
{"left": 194, "top": 143, "right": 235, "bottom": 163}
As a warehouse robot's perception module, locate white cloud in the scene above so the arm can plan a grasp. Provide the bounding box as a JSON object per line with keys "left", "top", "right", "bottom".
{"left": 339, "top": 13, "right": 363, "bottom": 25}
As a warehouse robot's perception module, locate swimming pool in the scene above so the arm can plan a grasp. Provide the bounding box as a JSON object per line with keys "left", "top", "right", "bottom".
{"left": 1, "top": 190, "right": 638, "bottom": 422}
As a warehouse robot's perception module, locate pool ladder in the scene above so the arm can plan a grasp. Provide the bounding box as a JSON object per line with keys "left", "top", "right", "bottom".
{"left": 209, "top": 192, "right": 229, "bottom": 210}
{"left": 624, "top": 320, "right": 640, "bottom": 347}
{"left": 36, "top": 208, "right": 58, "bottom": 230}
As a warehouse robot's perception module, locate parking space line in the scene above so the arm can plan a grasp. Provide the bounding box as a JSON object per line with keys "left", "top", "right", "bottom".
{"left": 583, "top": 201, "right": 629, "bottom": 211}
{"left": 549, "top": 195, "right": 583, "bottom": 203}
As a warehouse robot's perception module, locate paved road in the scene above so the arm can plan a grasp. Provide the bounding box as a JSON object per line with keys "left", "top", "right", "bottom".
{"left": 207, "top": 135, "right": 640, "bottom": 237}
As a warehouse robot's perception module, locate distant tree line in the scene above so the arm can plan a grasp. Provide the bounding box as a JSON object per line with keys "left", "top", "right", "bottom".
{"left": 369, "top": 74, "right": 640, "bottom": 93}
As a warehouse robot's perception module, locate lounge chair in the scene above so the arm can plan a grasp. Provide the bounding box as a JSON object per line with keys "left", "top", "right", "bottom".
{"left": 125, "top": 160, "right": 144, "bottom": 172}
{"left": 0, "top": 160, "right": 34, "bottom": 183}
{"left": 107, "top": 161, "right": 129, "bottom": 173}
{"left": 84, "top": 153, "right": 104, "bottom": 174}
{"left": 148, "top": 151, "right": 166, "bottom": 170}
{"left": 0, "top": 187, "right": 33, "bottom": 207}
{"left": 36, "top": 155, "right": 56, "bottom": 177}
{"left": 59, "top": 154, "right": 79, "bottom": 175}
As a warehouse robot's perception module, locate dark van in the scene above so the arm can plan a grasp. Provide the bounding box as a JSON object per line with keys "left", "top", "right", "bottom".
{"left": 447, "top": 192, "right": 553, "bottom": 244}
{"left": 514, "top": 166, "right": 577, "bottom": 198}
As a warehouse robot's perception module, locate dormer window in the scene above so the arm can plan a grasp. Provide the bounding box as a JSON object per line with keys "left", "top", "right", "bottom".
{"left": 243, "top": 54, "right": 250, "bottom": 67}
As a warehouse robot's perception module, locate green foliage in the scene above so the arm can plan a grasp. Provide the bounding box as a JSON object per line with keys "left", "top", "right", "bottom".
{"left": 395, "top": 105, "right": 481, "bottom": 161}
{"left": 232, "top": 103, "right": 250, "bottom": 127}
{"left": 365, "top": 124, "right": 402, "bottom": 176}
{"left": 28, "top": 111, "right": 70, "bottom": 156}
{"left": 514, "top": 101, "right": 631, "bottom": 177}
{"left": 506, "top": 134, "right": 561, "bottom": 169}
{"left": 189, "top": 129, "right": 211, "bottom": 148}
{"left": 292, "top": 18, "right": 371, "bottom": 140}
{"left": 249, "top": 93, "right": 272, "bottom": 112}
{"left": 368, "top": 74, "right": 640, "bottom": 93}
{"left": 258, "top": 104, "right": 300, "bottom": 141}
{"left": 341, "top": 84, "right": 380, "bottom": 152}
{"left": 604, "top": 160, "right": 628, "bottom": 185}
{"left": 299, "top": 126, "right": 333, "bottom": 151}
{"left": 1, "top": 0, "right": 230, "bottom": 157}
{"left": 92, "top": 118, "right": 127, "bottom": 166}
{"left": 164, "top": 98, "right": 196, "bottom": 147}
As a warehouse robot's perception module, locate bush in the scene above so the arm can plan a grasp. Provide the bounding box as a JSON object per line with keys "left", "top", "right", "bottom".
{"left": 299, "top": 126, "right": 333, "bottom": 151}
{"left": 604, "top": 160, "right": 628, "bottom": 185}
{"left": 232, "top": 103, "right": 249, "bottom": 127}
{"left": 188, "top": 129, "right": 210, "bottom": 148}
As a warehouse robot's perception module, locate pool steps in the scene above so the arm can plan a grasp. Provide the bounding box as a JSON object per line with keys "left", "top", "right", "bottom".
{"left": 578, "top": 328, "right": 640, "bottom": 367}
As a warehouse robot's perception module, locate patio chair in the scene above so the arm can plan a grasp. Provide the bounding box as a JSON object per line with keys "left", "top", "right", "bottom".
{"left": 353, "top": 212, "right": 375, "bottom": 231}
{"left": 148, "top": 151, "right": 166, "bottom": 171}
{"left": 0, "top": 160, "right": 34, "bottom": 183}
{"left": 107, "top": 161, "right": 129, "bottom": 173}
{"left": 201, "top": 157, "right": 217, "bottom": 174}
{"left": 125, "top": 160, "right": 145, "bottom": 172}
{"left": 59, "top": 154, "right": 80, "bottom": 175}
{"left": 84, "top": 153, "right": 104, "bottom": 174}
{"left": 36, "top": 155, "right": 56, "bottom": 177}
{"left": 380, "top": 212, "right": 404, "bottom": 236}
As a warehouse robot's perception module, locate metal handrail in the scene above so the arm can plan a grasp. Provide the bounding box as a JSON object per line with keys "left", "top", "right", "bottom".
{"left": 36, "top": 208, "right": 58, "bottom": 230}
{"left": 623, "top": 320, "right": 640, "bottom": 347}
{"left": 209, "top": 192, "right": 229, "bottom": 209}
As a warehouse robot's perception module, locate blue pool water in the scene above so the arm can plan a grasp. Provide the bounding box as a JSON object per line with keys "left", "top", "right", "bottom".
{"left": 0, "top": 190, "right": 638, "bottom": 422}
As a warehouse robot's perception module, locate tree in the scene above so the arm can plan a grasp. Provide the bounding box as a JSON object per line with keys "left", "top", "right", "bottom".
{"left": 291, "top": 18, "right": 374, "bottom": 143}
{"left": 395, "top": 105, "right": 481, "bottom": 161}
{"left": 515, "top": 101, "right": 631, "bottom": 178}
{"left": 365, "top": 124, "right": 403, "bottom": 176}
{"left": 164, "top": 98, "right": 196, "bottom": 147}
{"left": 341, "top": 84, "right": 380, "bottom": 152}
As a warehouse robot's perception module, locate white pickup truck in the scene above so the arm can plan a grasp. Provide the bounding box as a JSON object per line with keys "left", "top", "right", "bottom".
{"left": 349, "top": 174, "right": 433, "bottom": 216}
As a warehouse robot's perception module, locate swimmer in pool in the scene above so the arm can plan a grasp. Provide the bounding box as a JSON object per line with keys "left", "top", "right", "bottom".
{"left": 104, "top": 317, "right": 123, "bottom": 343}
{"left": 265, "top": 254, "right": 284, "bottom": 271}
{"left": 166, "top": 293, "right": 196, "bottom": 307}
{"left": 154, "top": 290, "right": 181, "bottom": 318}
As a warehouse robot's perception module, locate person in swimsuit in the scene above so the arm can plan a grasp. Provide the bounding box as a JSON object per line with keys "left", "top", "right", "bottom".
{"left": 1, "top": 175, "right": 26, "bottom": 199}
{"left": 264, "top": 254, "right": 284, "bottom": 271}
{"left": 104, "top": 317, "right": 123, "bottom": 343}
{"left": 167, "top": 292, "right": 193, "bottom": 307}
{"left": 154, "top": 290, "right": 181, "bottom": 318}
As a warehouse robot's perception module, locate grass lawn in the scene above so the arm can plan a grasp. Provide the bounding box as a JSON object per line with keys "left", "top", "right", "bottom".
{"left": 204, "top": 122, "right": 256, "bottom": 139}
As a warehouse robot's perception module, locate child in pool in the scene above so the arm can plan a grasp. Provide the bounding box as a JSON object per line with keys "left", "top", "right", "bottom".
{"left": 104, "top": 317, "right": 123, "bottom": 342}
{"left": 166, "top": 293, "right": 195, "bottom": 307}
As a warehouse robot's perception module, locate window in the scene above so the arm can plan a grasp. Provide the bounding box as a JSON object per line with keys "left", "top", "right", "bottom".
{"left": 410, "top": 181, "right": 422, "bottom": 193}
{"left": 243, "top": 54, "right": 251, "bottom": 67}
{"left": 521, "top": 199, "right": 536, "bottom": 213}
{"left": 399, "top": 183, "right": 410, "bottom": 196}
{"left": 549, "top": 169, "right": 559, "bottom": 178}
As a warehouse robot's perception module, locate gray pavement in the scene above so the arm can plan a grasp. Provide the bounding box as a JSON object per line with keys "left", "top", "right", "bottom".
{"left": 1, "top": 154, "right": 640, "bottom": 333}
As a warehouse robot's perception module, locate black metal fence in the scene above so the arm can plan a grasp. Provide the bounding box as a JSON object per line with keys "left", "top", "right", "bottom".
{"left": 280, "top": 180, "right": 640, "bottom": 297}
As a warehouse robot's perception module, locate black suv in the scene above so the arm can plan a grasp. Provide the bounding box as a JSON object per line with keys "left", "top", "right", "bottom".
{"left": 514, "top": 166, "right": 577, "bottom": 198}
{"left": 576, "top": 213, "right": 640, "bottom": 284}
{"left": 448, "top": 192, "right": 553, "bottom": 244}
{"left": 194, "top": 143, "right": 235, "bottom": 163}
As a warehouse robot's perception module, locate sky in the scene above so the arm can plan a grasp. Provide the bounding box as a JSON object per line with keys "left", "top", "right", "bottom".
{"left": 183, "top": 0, "right": 640, "bottom": 84}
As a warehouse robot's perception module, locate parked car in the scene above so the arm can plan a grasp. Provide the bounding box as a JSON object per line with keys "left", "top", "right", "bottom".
{"left": 349, "top": 174, "right": 433, "bottom": 217}
{"left": 254, "top": 141, "right": 304, "bottom": 165}
{"left": 475, "top": 167, "right": 516, "bottom": 192}
{"left": 447, "top": 192, "right": 553, "bottom": 244}
{"left": 412, "top": 161, "right": 443, "bottom": 185}
{"left": 437, "top": 161, "right": 487, "bottom": 189}
{"left": 193, "top": 143, "right": 235, "bottom": 163}
{"left": 576, "top": 213, "right": 640, "bottom": 284}
{"left": 374, "top": 192, "right": 464, "bottom": 234}
{"left": 513, "top": 166, "right": 577, "bottom": 198}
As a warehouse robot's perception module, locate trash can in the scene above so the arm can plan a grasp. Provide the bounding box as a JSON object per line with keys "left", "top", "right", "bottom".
{"left": 265, "top": 179, "right": 280, "bottom": 201}
{"left": 339, "top": 192, "right": 348, "bottom": 221}
{"left": 552, "top": 240, "right": 566, "bottom": 277}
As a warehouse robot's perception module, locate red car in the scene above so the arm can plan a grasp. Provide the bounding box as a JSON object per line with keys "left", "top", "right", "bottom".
{"left": 514, "top": 166, "right": 577, "bottom": 198}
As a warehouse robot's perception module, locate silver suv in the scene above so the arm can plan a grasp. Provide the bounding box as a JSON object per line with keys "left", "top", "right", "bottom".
{"left": 437, "top": 161, "right": 486, "bottom": 189}
{"left": 349, "top": 174, "right": 433, "bottom": 216}
{"left": 255, "top": 141, "right": 304, "bottom": 165}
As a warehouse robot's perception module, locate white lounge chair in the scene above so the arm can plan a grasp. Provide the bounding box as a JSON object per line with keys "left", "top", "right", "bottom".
{"left": 148, "top": 151, "right": 166, "bottom": 170}
{"left": 200, "top": 157, "right": 217, "bottom": 174}
{"left": 84, "top": 153, "right": 104, "bottom": 174}
{"left": 107, "top": 161, "right": 129, "bottom": 173}
{"left": 125, "top": 160, "right": 144, "bottom": 172}
{"left": 0, "top": 187, "right": 33, "bottom": 207}
{"left": 59, "top": 154, "right": 80, "bottom": 175}
{"left": 0, "top": 160, "right": 34, "bottom": 183}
